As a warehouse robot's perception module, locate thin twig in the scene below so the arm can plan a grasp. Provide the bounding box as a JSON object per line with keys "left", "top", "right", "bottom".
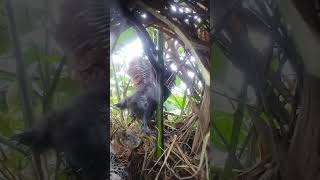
{"left": 155, "top": 135, "right": 177, "bottom": 180}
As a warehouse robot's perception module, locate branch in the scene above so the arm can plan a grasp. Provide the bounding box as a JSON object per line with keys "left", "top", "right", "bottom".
{"left": 136, "top": 1, "right": 210, "bottom": 86}
{"left": 120, "top": 4, "right": 160, "bottom": 72}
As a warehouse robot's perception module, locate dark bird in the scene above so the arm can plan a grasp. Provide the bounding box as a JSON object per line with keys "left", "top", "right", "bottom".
{"left": 12, "top": 0, "right": 110, "bottom": 179}
{"left": 115, "top": 57, "right": 173, "bottom": 134}
{"left": 13, "top": 85, "right": 108, "bottom": 180}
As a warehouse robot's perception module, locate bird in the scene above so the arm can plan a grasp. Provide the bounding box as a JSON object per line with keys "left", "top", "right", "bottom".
{"left": 12, "top": 85, "right": 109, "bottom": 180}
{"left": 12, "top": 0, "right": 110, "bottom": 179}
{"left": 115, "top": 57, "right": 173, "bottom": 135}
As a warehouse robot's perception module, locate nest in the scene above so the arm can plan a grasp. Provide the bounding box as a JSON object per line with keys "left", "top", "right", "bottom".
{"left": 111, "top": 113, "right": 210, "bottom": 180}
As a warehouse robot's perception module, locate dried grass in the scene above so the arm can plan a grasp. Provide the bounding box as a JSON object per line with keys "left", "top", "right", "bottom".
{"left": 111, "top": 113, "right": 210, "bottom": 180}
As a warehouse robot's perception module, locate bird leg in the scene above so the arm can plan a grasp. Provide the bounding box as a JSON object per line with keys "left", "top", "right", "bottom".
{"left": 141, "top": 114, "right": 151, "bottom": 135}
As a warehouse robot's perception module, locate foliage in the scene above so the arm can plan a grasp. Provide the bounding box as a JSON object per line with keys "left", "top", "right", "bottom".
{"left": 0, "top": 1, "right": 79, "bottom": 179}
{"left": 211, "top": 44, "right": 227, "bottom": 81}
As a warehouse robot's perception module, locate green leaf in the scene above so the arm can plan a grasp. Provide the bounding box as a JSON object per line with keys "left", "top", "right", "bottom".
{"left": 175, "top": 76, "right": 182, "bottom": 87}
{"left": 117, "top": 27, "right": 137, "bottom": 45}
{"left": 166, "top": 95, "right": 185, "bottom": 110}
{"left": 211, "top": 44, "right": 227, "bottom": 81}
{"left": 177, "top": 47, "right": 184, "bottom": 56}
{"left": 164, "top": 96, "right": 180, "bottom": 112}
{"left": 43, "top": 54, "right": 63, "bottom": 63}
{"left": 23, "top": 47, "right": 63, "bottom": 65}
{"left": 110, "top": 95, "right": 117, "bottom": 105}
{"left": 211, "top": 111, "right": 246, "bottom": 151}
{"left": 211, "top": 111, "right": 234, "bottom": 150}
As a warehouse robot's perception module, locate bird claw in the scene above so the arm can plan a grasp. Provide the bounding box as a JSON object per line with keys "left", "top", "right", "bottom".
{"left": 149, "top": 130, "right": 156, "bottom": 137}
{"left": 141, "top": 124, "right": 157, "bottom": 137}
{"left": 141, "top": 124, "right": 151, "bottom": 135}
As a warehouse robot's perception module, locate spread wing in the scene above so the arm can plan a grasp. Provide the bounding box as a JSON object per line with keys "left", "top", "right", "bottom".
{"left": 55, "top": 0, "right": 109, "bottom": 88}
{"left": 55, "top": 0, "right": 109, "bottom": 52}
{"left": 127, "top": 57, "right": 156, "bottom": 89}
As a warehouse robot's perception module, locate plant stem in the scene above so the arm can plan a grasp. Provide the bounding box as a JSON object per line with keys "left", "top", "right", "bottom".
{"left": 5, "top": 1, "right": 44, "bottom": 179}
{"left": 5, "top": 0, "right": 34, "bottom": 128}
{"left": 43, "top": 56, "right": 66, "bottom": 113}
{"left": 155, "top": 30, "right": 164, "bottom": 159}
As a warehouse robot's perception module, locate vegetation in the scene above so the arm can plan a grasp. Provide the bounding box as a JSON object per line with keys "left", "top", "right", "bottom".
{"left": 0, "top": 0, "right": 318, "bottom": 179}
{"left": 110, "top": 25, "right": 209, "bottom": 179}
{"left": 0, "top": 0, "right": 80, "bottom": 179}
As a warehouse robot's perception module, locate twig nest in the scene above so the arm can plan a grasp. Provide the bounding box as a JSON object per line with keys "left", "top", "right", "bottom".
{"left": 112, "top": 130, "right": 142, "bottom": 162}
